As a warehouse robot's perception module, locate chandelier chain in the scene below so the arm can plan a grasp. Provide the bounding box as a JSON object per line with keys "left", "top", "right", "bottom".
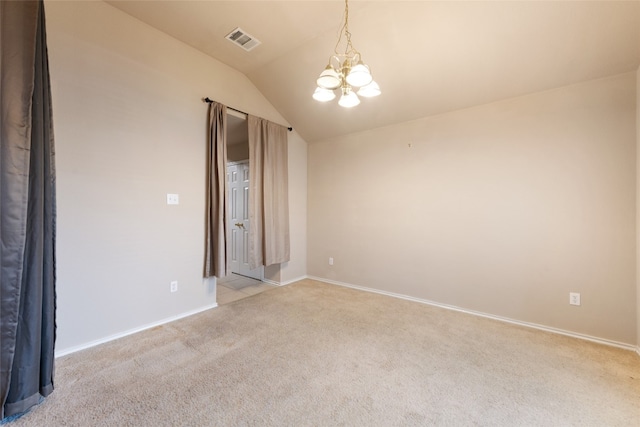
{"left": 333, "top": 0, "right": 358, "bottom": 59}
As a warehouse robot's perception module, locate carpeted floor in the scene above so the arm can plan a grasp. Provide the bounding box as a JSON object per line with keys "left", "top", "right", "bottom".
{"left": 8, "top": 279, "right": 640, "bottom": 426}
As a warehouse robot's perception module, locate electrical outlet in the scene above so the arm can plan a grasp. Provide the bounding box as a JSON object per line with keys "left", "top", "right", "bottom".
{"left": 167, "top": 194, "right": 179, "bottom": 205}
{"left": 170, "top": 281, "right": 178, "bottom": 293}
{"left": 569, "top": 292, "right": 580, "bottom": 306}
{"left": 329, "top": 257, "right": 334, "bottom": 266}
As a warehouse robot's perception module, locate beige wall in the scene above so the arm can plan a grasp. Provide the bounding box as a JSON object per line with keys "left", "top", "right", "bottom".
{"left": 227, "top": 143, "right": 249, "bottom": 163}
{"left": 637, "top": 65, "right": 640, "bottom": 350}
{"left": 281, "top": 130, "right": 308, "bottom": 283}
{"left": 46, "top": 1, "right": 307, "bottom": 354}
{"left": 308, "top": 73, "right": 637, "bottom": 345}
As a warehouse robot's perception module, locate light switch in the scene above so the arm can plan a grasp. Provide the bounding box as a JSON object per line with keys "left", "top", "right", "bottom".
{"left": 167, "top": 194, "right": 179, "bottom": 205}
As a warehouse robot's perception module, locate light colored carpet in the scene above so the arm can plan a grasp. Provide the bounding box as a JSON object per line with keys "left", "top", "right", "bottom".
{"left": 9, "top": 279, "right": 640, "bottom": 426}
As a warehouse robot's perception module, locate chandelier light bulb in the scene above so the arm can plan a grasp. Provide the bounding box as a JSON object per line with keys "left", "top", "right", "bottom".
{"left": 357, "top": 80, "right": 381, "bottom": 98}
{"left": 338, "top": 88, "right": 360, "bottom": 108}
{"left": 345, "top": 62, "right": 373, "bottom": 87}
{"left": 316, "top": 65, "right": 341, "bottom": 90}
{"left": 312, "top": 87, "right": 336, "bottom": 102}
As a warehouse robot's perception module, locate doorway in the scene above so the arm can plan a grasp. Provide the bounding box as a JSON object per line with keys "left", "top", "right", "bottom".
{"left": 226, "top": 113, "right": 263, "bottom": 280}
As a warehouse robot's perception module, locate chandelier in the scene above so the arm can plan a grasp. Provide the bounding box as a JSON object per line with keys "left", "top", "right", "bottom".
{"left": 312, "top": 0, "right": 381, "bottom": 108}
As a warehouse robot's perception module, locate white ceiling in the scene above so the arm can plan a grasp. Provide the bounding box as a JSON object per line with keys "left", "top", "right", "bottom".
{"left": 105, "top": 1, "right": 640, "bottom": 143}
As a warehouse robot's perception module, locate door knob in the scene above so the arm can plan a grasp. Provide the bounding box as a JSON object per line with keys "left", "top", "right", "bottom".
{"left": 235, "top": 222, "right": 244, "bottom": 228}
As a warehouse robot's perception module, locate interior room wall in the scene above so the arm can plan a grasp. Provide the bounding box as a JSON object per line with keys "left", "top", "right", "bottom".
{"left": 227, "top": 143, "right": 249, "bottom": 163}
{"left": 308, "top": 73, "right": 637, "bottom": 345}
{"left": 637, "top": 65, "right": 640, "bottom": 351}
{"left": 280, "top": 130, "right": 308, "bottom": 284}
{"left": 45, "top": 0, "right": 307, "bottom": 355}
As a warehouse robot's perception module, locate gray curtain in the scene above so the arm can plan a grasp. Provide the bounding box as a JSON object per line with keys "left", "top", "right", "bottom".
{"left": 0, "top": 0, "right": 57, "bottom": 420}
{"left": 247, "top": 116, "right": 290, "bottom": 269}
{"left": 204, "top": 102, "right": 229, "bottom": 278}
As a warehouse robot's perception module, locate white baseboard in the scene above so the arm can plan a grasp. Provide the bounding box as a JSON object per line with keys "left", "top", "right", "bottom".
{"left": 263, "top": 275, "right": 308, "bottom": 287}
{"left": 55, "top": 302, "right": 218, "bottom": 358}
{"left": 307, "top": 276, "right": 637, "bottom": 353}
{"left": 262, "top": 278, "right": 281, "bottom": 286}
{"left": 280, "top": 275, "right": 308, "bottom": 286}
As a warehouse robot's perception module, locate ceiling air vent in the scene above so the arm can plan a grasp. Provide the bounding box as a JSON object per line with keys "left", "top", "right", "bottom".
{"left": 225, "top": 27, "right": 261, "bottom": 52}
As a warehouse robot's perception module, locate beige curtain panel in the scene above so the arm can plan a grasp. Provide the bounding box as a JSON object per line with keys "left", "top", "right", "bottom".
{"left": 248, "top": 116, "right": 290, "bottom": 269}
{"left": 204, "top": 102, "right": 229, "bottom": 278}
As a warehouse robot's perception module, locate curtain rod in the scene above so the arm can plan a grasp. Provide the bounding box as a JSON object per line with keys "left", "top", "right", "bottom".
{"left": 203, "top": 97, "right": 293, "bottom": 132}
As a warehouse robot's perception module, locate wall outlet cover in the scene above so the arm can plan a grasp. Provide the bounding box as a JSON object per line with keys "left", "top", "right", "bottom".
{"left": 569, "top": 292, "right": 580, "bottom": 306}
{"left": 167, "top": 194, "right": 179, "bottom": 205}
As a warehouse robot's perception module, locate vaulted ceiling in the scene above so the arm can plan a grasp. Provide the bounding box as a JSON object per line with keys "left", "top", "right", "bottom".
{"left": 105, "top": 1, "right": 640, "bottom": 143}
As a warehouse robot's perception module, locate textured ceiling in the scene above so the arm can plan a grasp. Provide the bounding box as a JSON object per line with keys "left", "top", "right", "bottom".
{"left": 106, "top": 1, "right": 640, "bottom": 143}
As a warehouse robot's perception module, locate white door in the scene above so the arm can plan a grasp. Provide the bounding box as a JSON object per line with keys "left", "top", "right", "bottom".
{"left": 227, "top": 162, "right": 262, "bottom": 280}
